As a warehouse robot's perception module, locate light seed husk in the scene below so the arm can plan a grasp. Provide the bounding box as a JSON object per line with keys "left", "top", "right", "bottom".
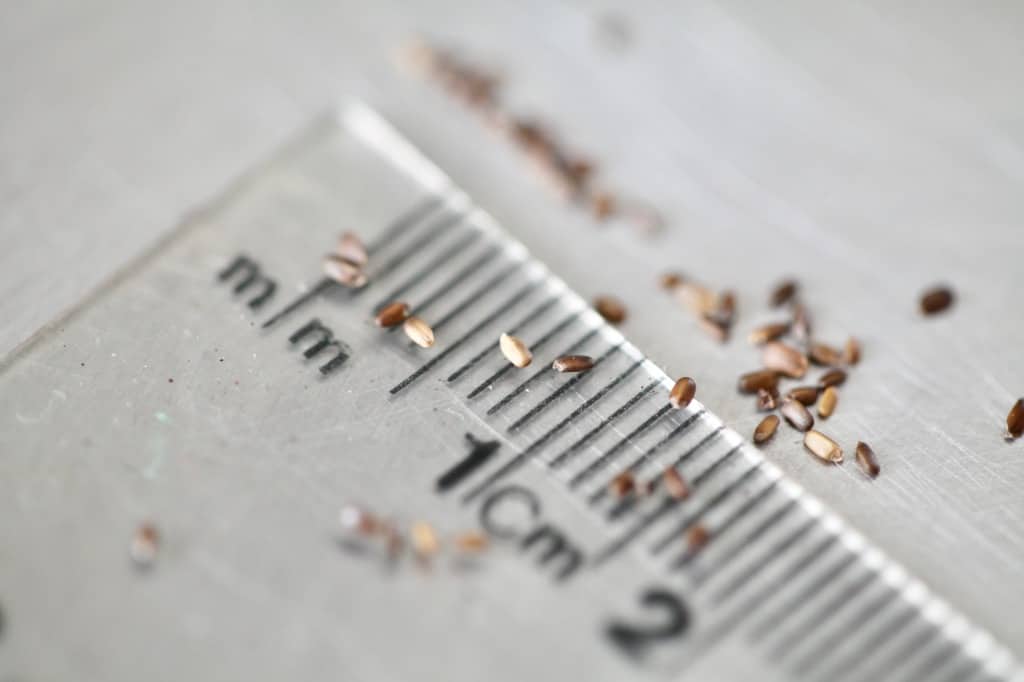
{"left": 675, "top": 282, "right": 717, "bottom": 316}
{"left": 843, "top": 337, "right": 861, "bottom": 365}
{"left": 756, "top": 387, "right": 779, "bottom": 411}
{"left": 855, "top": 441, "right": 880, "bottom": 477}
{"left": 552, "top": 354, "right": 594, "bottom": 373}
{"left": 453, "top": 530, "right": 489, "bottom": 554}
{"left": 403, "top": 316, "right": 435, "bottom": 348}
{"left": 754, "top": 415, "right": 780, "bottom": 445}
{"left": 499, "top": 333, "right": 533, "bottom": 368}
{"left": 762, "top": 342, "right": 809, "bottom": 378}
{"left": 738, "top": 369, "right": 779, "bottom": 394}
{"left": 336, "top": 231, "right": 368, "bottom": 267}
{"left": 792, "top": 304, "right": 812, "bottom": 344}
{"left": 748, "top": 322, "right": 790, "bottom": 346}
{"left": 669, "top": 377, "right": 697, "bottom": 409}
{"left": 804, "top": 430, "right": 843, "bottom": 463}
{"left": 808, "top": 342, "right": 843, "bottom": 367}
{"left": 770, "top": 279, "right": 798, "bottom": 307}
{"left": 786, "top": 385, "right": 820, "bottom": 406}
{"left": 818, "top": 386, "right": 838, "bottom": 419}
{"left": 920, "top": 286, "right": 955, "bottom": 316}
{"left": 594, "top": 296, "right": 627, "bottom": 324}
{"left": 818, "top": 368, "right": 848, "bottom": 388}
{"left": 323, "top": 254, "right": 368, "bottom": 288}
{"left": 375, "top": 301, "right": 409, "bottom": 328}
{"left": 410, "top": 521, "right": 440, "bottom": 560}
{"left": 780, "top": 398, "right": 814, "bottom": 432}
{"left": 1006, "top": 399, "right": 1024, "bottom": 441}
{"left": 663, "top": 468, "right": 690, "bottom": 500}
{"left": 699, "top": 315, "right": 729, "bottom": 343}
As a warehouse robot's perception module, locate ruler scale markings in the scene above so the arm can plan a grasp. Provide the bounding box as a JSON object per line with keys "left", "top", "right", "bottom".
{"left": 846, "top": 624, "right": 942, "bottom": 682}
{"left": 812, "top": 604, "right": 921, "bottom": 682}
{"left": 546, "top": 384, "right": 658, "bottom": 469}
{"left": 446, "top": 296, "right": 561, "bottom": 383}
{"left": 564, "top": 404, "right": 674, "bottom": 485}
{"left": 466, "top": 311, "right": 582, "bottom": 399}
{"left": 415, "top": 260, "right": 526, "bottom": 339}
{"left": 907, "top": 645, "right": 969, "bottom": 682}
{"left": 928, "top": 647, "right": 980, "bottom": 682}
{"left": 389, "top": 279, "right": 541, "bottom": 394}
{"left": 371, "top": 228, "right": 484, "bottom": 311}
{"left": 484, "top": 328, "right": 600, "bottom": 416}
{"left": 353, "top": 210, "right": 467, "bottom": 294}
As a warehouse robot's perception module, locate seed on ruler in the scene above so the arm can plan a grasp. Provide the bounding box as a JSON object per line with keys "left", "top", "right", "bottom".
{"left": 453, "top": 530, "right": 489, "bottom": 554}
{"left": 818, "top": 368, "right": 847, "bottom": 388}
{"left": 591, "top": 191, "right": 617, "bottom": 220}
{"left": 609, "top": 471, "right": 636, "bottom": 498}
{"left": 780, "top": 398, "right": 814, "bottom": 432}
{"left": 375, "top": 301, "right": 409, "bottom": 328}
{"left": 786, "top": 385, "right": 820, "bottom": 406}
{"left": 843, "top": 337, "right": 861, "bottom": 365}
{"left": 855, "top": 441, "right": 880, "bottom": 478}
{"left": 669, "top": 376, "right": 697, "bottom": 409}
{"left": 659, "top": 272, "right": 684, "bottom": 290}
{"left": 686, "top": 524, "right": 710, "bottom": 552}
{"left": 675, "top": 282, "right": 716, "bottom": 316}
{"left": 753, "top": 415, "right": 780, "bottom": 444}
{"left": 757, "top": 387, "right": 779, "bottom": 411}
{"left": 1006, "top": 398, "right": 1024, "bottom": 441}
{"left": 700, "top": 315, "right": 730, "bottom": 343}
{"left": 552, "top": 354, "right": 595, "bottom": 373}
{"left": 762, "top": 341, "right": 809, "bottom": 378}
{"left": 808, "top": 342, "right": 842, "bottom": 367}
{"left": 737, "top": 369, "right": 779, "bottom": 394}
{"left": 804, "top": 430, "right": 843, "bottom": 463}
{"left": 920, "top": 286, "right": 955, "bottom": 316}
{"left": 792, "top": 304, "right": 812, "bottom": 344}
{"left": 663, "top": 468, "right": 690, "bottom": 500}
{"left": 818, "top": 386, "right": 839, "bottom": 419}
{"left": 323, "top": 254, "right": 368, "bottom": 288}
{"left": 770, "top": 279, "right": 798, "bottom": 307}
{"left": 336, "top": 231, "right": 368, "bottom": 267}
{"left": 403, "top": 316, "right": 436, "bottom": 348}
{"left": 748, "top": 321, "right": 790, "bottom": 346}
{"left": 130, "top": 522, "right": 159, "bottom": 568}
{"left": 499, "top": 333, "right": 533, "bottom": 368}
{"left": 410, "top": 521, "right": 440, "bottom": 562}
{"left": 339, "top": 503, "right": 379, "bottom": 537}
{"left": 594, "top": 295, "right": 627, "bottom": 325}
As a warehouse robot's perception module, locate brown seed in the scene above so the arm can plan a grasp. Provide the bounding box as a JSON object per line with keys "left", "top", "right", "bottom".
{"left": 591, "top": 191, "right": 617, "bottom": 220}
{"left": 130, "top": 522, "right": 159, "bottom": 567}
{"left": 609, "top": 471, "right": 635, "bottom": 498}
{"left": 748, "top": 321, "right": 790, "bottom": 346}
{"left": 699, "top": 315, "right": 730, "bottom": 343}
{"left": 786, "top": 385, "right": 820, "bottom": 406}
{"left": 669, "top": 377, "right": 697, "bottom": 409}
{"left": 375, "top": 301, "right": 409, "bottom": 328}
{"left": 658, "top": 272, "right": 684, "bottom": 290}
{"left": 594, "top": 296, "right": 627, "bottom": 325}
{"left": 663, "top": 468, "right": 690, "bottom": 500}
{"left": 818, "top": 368, "right": 848, "bottom": 389}
{"left": 339, "top": 504, "right": 379, "bottom": 536}
{"left": 753, "top": 415, "right": 780, "bottom": 445}
{"left": 711, "top": 290, "right": 736, "bottom": 326}
{"left": 762, "top": 342, "right": 809, "bottom": 379}
{"left": 552, "top": 354, "right": 594, "bottom": 373}
{"left": 381, "top": 521, "right": 404, "bottom": 562}
{"left": 410, "top": 521, "right": 440, "bottom": 561}
{"left": 335, "top": 231, "right": 368, "bottom": 267}
{"left": 780, "top": 398, "right": 814, "bottom": 432}
{"left": 770, "top": 279, "right": 798, "bottom": 307}
{"left": 818, "top": 386, "right": 839, "bottom": 419}
{"left": 792, "top": 304, "right": 812, "bottom": 344}
{"left": 403, "top": 316, "right": 435, "bottom": 348}
{"left": 686, "top": 524, "right": 710, "bottom": 552}
{"left": 675, "top": 282, "right": 717, "bottom": 316}
{"left": 920, "top": 286, "right": 955, "bottom": 316}
{"left": 453, "top": 530, "right": 489, "bottom": 554}
{"left": 843, "top": 337, "right": 861, "bottom": 365}
{"left": 323, "top": 254, "right": 367, "bottom": 288}
{"left": 804, "top": 430, "right": 843, "bottom": 463}
{"left": 1006, "top": 399, "right": 1024, "bottom": 441}
{"left": 808, "top": 342, "right": 842, "bottom": 367}
{"left": 738, "top": 369, "right": 779, "bottom": 394}
{"left": 855, "top": 442, "right": 880, "bottom": 478}
{"left": 756, "top": 387, "right": 779, "bottom": 411}
{"left": 499, "top": 333, "right": 533, "bottom": 368}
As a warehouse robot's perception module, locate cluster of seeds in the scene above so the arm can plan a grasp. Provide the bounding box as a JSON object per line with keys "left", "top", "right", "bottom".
{"left": 659, "top": 274, "right": 736, "bottom": 343}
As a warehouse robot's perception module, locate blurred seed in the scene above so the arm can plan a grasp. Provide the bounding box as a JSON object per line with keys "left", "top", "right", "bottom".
{"left": 609, "top": 471, "right": 636, "bottom": 498}
{"left": 818, "top": 386, "right": 839, "bottom": 419}
{"left": 453, "top": 530, "right": 489, "bottom": 554}
{"left": 1006, "top": 399, "right": 1024, "bottom": 441}
{"left": 499, "top": 333, "right": 533, "bottom": 368}
{"left": 663, "top": 468, "right": 690, "bottom": 500}
{"left": 920, "top": 286, "right": 955, "bottom": 316}
{"left": 336, "top": 232, "right": 368, "bottom": 267}
{"left": 770, "top": 279, "right": 798, "bottom": 307}
{"left": 403, "top": 316, "right": 436, "bottom": 348}
{"left": 594, "top": 296, "right": 627, "bottom": 325}
{"left": 591, "top": 191, "right": 617, "bottom": 220}
{"left": 809, "top": 342, "right": 842, "bottom": 366}
{"left": 659, "top": 272, "right": 685, "bottom": 290}
{"left": 381, "top": 521, "right": 404, "bottom": 562}
{"left": 792, "top": 304, "right": 812, "bottom": 344}
{"left": 843, "top": 337, "right": 861, "bottom": 365}
{"left": 710, "top": 290, "right": 736, "bottom": 326}
{"left": 130, "top": 522, "right": 159, "bottom": 568}
{"left": 756, "top": 387, "right": 779, "bottom": 411}
{"left": 818, "top": 368, "right": 847, "bottom": 388}
{"left": 323, "top": 254, "right": 367, "bottom": 288}
{"left": 410, "top": 521, "right": 440, "bottom": 561}
{"left": 375, "top": 301, "right": 409, "bottom": 328}
{"left": 786, "top": 385, "right": 820, "bottom": 406}
{"left": 804, "top": 430, "right": 843, "bottom": 463}
{"left": 686, "top": 524, "right": 710, "bottom": 552}
{"left": 748, "top": 322, "right": 790, "bottom": 346}
{"left": 738, "top": 369, "right": 779, "bottom": 394}
{"left": 698, "top": 315, "right": 728, "bottom": 343}
{"left": 855, "top": 441, "right": 880, "bottom": 478}
{"left": 339, "top": 504, "right": 379, "bottom": 536}
{"left": 675, "top": 282, "right": 717, "bottom": 316}
{"left": 762, "top": 342, "right": 809, "bottom": 378}
{"left": 669, "top": 377, "right": 697, "bottom": 409}
{"left": 781, "top": 398, "right": 814, "bottom": 432}
{"left": 753, "top": 415, "right": 780, "bottom": 445}
{"left": 553, "top": 354, "right": 594, "bottom": 373}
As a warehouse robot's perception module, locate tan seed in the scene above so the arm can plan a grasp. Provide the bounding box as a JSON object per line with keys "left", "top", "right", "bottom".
{"left": 738, "top": 369, "right": 779, "bottom": 394}
{"left": 659, "top": 272, "right": 684, "bottom": 290}
{"left": 686, "top": 524, "right": 710, "bottom": 552}
{"left": 762, "top": 342, "right": 809, "bottom": 378}
{"left": 843, "top": 337, "right": 861, "bottom": 365}
{"left": 669, "top": 377, "right": 697, "bottom": 409}
{"left": 453, "top": 530, "right": 489, "bottom": 554}
{"left": 594, "top": 296, "right": 627, "bottom": 325}
{"left": 770, "top": 279, "right": 798, "bottom": 307}
{"left": 792, "top": 304, "right": 812, "bottom": 344}
{"left": 753, "top": 415, "right": 780, "bottom": 445}
{"left": 499, "top": 333, "right": 533, "bottom": 368}
{"left": 804, "top": 430, "right": 843, "bottom": 463}
{"left": 403, "top": 316, "right": 436, "bottom": 348}
{"left": 786, "top": 385, "right": 820, "bottom": 406}
{"left": 609, "top": 471, "right": 635, "bottom": 498}
{"left": 675, "top": 282, "right": 717, "bottom": 316}
{"left": 756, "top": 387, "right": 779, "bottom": 411}
{"left": 1006, "top": 399, "right": 1024, "bottom": 441}
{"left": 818, "top": 368, "right": 848, "bottom": 388}
{"left": 591, "top": 191, "right": 617, "bottom": 220}
{"left": 130, "top": 522, "right": 160, "bottom": 567}
{"left": 808, "top": 342, "right": 842, "bottom": 367}
{"left": 663, "top": 468, "right": 690, "bottom": 500}
{"left": 920, "top": 286, "right": 955, "bottom": 316}
{"left": 323, "top": 254, "right": 367, "bottom": 288}
{"left": 410, "top": 521, "right": 440, "bottom": 560}
{"left": 748, "top": 322, "right": 790, "bottom": 346}
{"left": 375, "top": 301, "right": 409, "bottom": 328}
{"left": 336, "top": 231, "right": 368, "bottom": 267}
{"left": 699, "top": 315, "right": 729, "bottom": 343}
{"left": 781, "top": 398, "right": 814, "bottom": 432}
{"left": 552, "top": 354, "right": 594, "bottom": 373}
{"left": 818, "top": 386, "right": 839, "bottom": 419}
{"left": 855, "top": 441, "right": 880, "bottom": 478}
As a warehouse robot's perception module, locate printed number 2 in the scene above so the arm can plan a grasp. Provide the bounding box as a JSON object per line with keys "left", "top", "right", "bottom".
{"left": 605, "top": 588, "right": 690, "bottom": 660}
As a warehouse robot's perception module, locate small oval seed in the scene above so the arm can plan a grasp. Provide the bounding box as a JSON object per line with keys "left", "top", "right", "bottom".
{"left": 818, "top": 386, "right": 839, "bottom": 419}
{"left": 855, "top": 441, "right": 880, "bottom": 478}
{"left": 552, "top": 354, "right": 594, "bottom": 373}
{"left": 808, "top": 342, "right": 842, "bottom": 367}
{"left": 843, "top": 337, "right": 861, "bottom": 365}
{"left": 339, "top": 504, "right": 379, "bottom": 536}
{"left": 780, "top": 398, "right": 814, "bottom": 432}
{"left": 663, "top": 468, "right": 690, "bottom": 500}
{"left": 410, "top": 521, "right": 440, "bottom": 560}
{"left": 659, "top": 272, "right": 684, "bottom": 290}
{"left": 1006, "top": 399, "right": 1024, "bottom": 441}
{"left": 675, "top": 282, "right": 717, "bottom": 316}
{"left": 686, "top": 524, "right": 710, "bottom": 552}
{"left": 609, "top": 471, "right": 635, "bottom": 498}
{"left": 762, "top": 342, "right": 809, "bottom": 378}
{"left": 130, "top": 522, "right": 160, "bottom": 568}
{"left": 669, "top": 377, "right": 697, "bottom": 409}
{"left": 770, "top": 279, "right": 798, "bottom": 307}
{"left": 403, "top": 316, "right": 435, "bottom": 348}
{"left": 753, "top": 415, "right": 780, "bottom": 445}
{"left": 756, "top": 387, "right": 779, "bottom": 411}
{"left": 594, "top": 296, "right": 627, "bottom": 324}
{"left": 336, "top": 231, "right": 368, "bottom": 267}
{"left": 920, "top": 286, "right": 954, "bottom": 316}
{"left": 375, "top": 301, "right": 409, "bottom": 328}
{"left": 804, "top": 430, "right": 843, "bottom": 463}
{"left": 323, "top": 254, "right": 367, "bottom": 288}
{"left": 712, "top": 290, "right": 736, "bottom": 326}
{"left": 499, "top": 333, "right": 533, "bottom": 368}
{"left": 748, "top": 322, "right": 790, "bottom": 346}
{"left": 738, "top": 369, "right": 779, "bottom": 394}
{"left": 818, "top": 368, "right": 848, "bottom": 388}
{"left": 786, "top": 385, "right": 820, "bottom": 406}
{"left": 453, "top": 530, "right": 489, "bottom": 554}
